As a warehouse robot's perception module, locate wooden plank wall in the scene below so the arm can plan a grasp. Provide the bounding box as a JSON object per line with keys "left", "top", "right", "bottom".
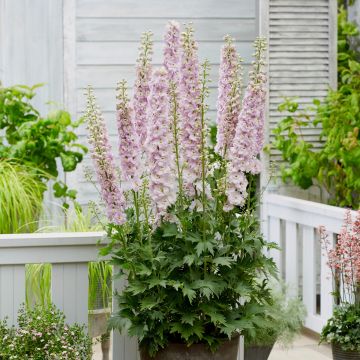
{"left": 0, "top": 0, "right": 65, "bottom": 221}
{"left": 69, "top": 0, "right": 259, "bottom": 207}
{"left": 0, "top": 0, "right": 64, "bottom": 112}
{"left": 260, "top": 0, "right": 337, "bottom": 200}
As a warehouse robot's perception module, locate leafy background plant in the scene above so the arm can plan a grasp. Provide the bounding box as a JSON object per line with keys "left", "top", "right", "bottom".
{"left": 0, "top": 83, "right": 87, "bottom": 207}
{"left": 272, "top": 7, "right": 360, "bottom": 209}
{"left": 244, "top": 279, "right": 306, "bottom": 348}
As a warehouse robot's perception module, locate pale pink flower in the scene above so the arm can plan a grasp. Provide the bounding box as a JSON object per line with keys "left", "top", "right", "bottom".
{"left": 179, "top": 26, "right": 202, "bottom": 195}
{"left": 133, "top": 32, "right": 153, "bottom": 146}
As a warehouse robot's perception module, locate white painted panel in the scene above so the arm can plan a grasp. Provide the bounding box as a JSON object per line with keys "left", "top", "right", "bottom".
{"left": 76, "top": 0, "right": 256, "bottom": 18}
{"left": 52, "top": 263, "right": 89, "bottom": 325}
{"left": 77, "top": 18, "right": 257, "bottom": 42}
{"left": 302, "top": 226, "right": 316, "bottom": 325}
{"left": 0, "top": 265, "right": 25, "bottom": 326}
{"left": 285, "top": 221, "right": 298, "bottom": 296}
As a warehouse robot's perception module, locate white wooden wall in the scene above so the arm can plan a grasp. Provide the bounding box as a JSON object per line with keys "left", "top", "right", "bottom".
{"left": 260, "top": 0, "right": 337, "bottom": 200}
{"left": 0, "top": 0, "right": 64, "bottom": 112}
{"left": 67, "top": 0, "right": 260, "bottom": 207}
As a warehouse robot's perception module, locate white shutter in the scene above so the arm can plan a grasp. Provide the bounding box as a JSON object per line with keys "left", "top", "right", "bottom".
{"left": 260, "top": 0, "right": 337, "bottom": 193}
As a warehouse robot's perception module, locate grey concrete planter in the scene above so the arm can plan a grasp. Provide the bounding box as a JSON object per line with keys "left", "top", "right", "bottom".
{"left": 332, "top": 344, "right": 360, "bottom": 360}
{"left": 244, "top": 344, "right": 274, "bottom": 360}
{"left": 140, "top": 336, "right": 240, "bottom": 360}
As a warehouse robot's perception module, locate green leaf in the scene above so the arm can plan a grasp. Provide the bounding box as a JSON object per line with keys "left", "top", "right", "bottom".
{"left": 140, "top": 297, "right": 158, "bottom": 311}
{"left": 213, "top": 256, "right": 234, "bottom": 268}
{"left": 182, "top": 284, "right": 196, "bottom": 303}
{"left": 181, "top": 313, "right": 197, "bottom": 326}
{"left": 162, "top": 222, "right": 178, "bottom": 237}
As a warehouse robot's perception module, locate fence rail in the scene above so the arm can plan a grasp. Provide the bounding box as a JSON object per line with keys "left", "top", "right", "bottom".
{"left": 0, "top": 194, "right": 350, "bottom": 357}
{"left": 263, "top": 193, "right": 356, "bottom": 333}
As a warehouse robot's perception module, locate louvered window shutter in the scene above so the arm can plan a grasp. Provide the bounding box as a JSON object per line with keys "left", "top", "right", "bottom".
{"left": 260, "top": 0, "right": 337, "bottom": 193}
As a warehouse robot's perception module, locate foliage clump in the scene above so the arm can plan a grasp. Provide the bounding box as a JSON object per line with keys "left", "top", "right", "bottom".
{"left": 321, "top": 304, "right": 360, "bottom": 352}
{"left": 0, "top": 304, "right": 92, "bottom": 359}
{"left": 272, "top": 8, "right": 360, "bottom": 209}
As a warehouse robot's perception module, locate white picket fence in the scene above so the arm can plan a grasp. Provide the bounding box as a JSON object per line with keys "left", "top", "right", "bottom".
{"left": 0, "top": 194, "right": 353, "bottom": 358}
{"left": 262, "top": 193, "right": 356, "bottom": 333}
{"left": 0, "top": 231, "right": 139, "bottom": 360}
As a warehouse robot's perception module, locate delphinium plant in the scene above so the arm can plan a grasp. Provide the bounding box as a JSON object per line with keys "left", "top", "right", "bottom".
{"left": 86, "top": 21, "right": 276, "bottom": 357}
{"left": 320, "top": 210, "right": 360, "bottom": 354}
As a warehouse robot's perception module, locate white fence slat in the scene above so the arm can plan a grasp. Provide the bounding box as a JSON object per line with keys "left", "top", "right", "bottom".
{"left": 320, "top": 232, "right": 333, "bottom": 321}
{"left": 285, "top": 221, "right": 298, "bottom": 296}
{"left": 112, "top": 268, "right": 140, "bottom": 360}
{"left": 302, "top": 226, "right": 316, "bottom": 326}
{"left": 52, "top": 263, "right": 89, "bottom": 325}
{"left": 268, "top": 216, "right": 282, "bottom": 274}
{"left": 0, "top": 265, "right": 25, "bottom": 326}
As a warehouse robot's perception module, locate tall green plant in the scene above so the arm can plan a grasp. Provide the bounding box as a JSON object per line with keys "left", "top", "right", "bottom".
{"left": 0, "top": 84, "right": 87, "bottom": 206}
{"left": 272, "top": 8, "right": 360, "bottom": 208}
{"left": 0, "top": 161, "right": 45, "bottom": 233}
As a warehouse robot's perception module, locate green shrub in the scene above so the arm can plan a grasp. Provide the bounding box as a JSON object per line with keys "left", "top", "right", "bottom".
{"left": 321, "top": 304, "right": 360, "bottom": 351}
{"left": 0, "top": 160, "right": 45, "bottom": 233}
{"left": 0, "top": 304, "right": 92, "bottom": 359}
{"left": 0, "top": 84, "right": 87, "bottom": 206}
{"left": 272, "top": 8, "right": 360, "bottom": 209}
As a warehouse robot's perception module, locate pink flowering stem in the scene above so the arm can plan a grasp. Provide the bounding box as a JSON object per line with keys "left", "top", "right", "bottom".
{"left": 225, "top": 38, "right": 267, "bottom": 210}
{"left": 116, "top": 80, "right": 142, "bottom": 191}
{"left": 133, "top": 32, "right": 153, "bottom": 147}
{"left": 215, "top": 36, "right": 243, "bottom": 157}
{"left": 146, "top": 67, "right": 177, "bottom": 220}
{"left": 86, "top": 86, "right": 126, "bottom": 225}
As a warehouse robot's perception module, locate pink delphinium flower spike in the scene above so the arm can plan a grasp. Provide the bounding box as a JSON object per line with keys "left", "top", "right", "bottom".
{"left": 179, "top": 25, "right": 203, "bottom": 195}
{"left": 146, "top": 67, "right": 177, "bottom": 220}
{"left": 164, "top": 20, "right": 181, "bottom": 85}
{"left": 116, "top": 80, "right": 142, "bottom": 191}
{"left": 225, "top": 38, "right": 267, "bottom": 210}
{"left": 215, "top": 36, "right": 243, "bottom": 157}
{"left": 133, "top": 31, "right": 153, "bottom": 146}
{"left": 85, "top": 87, "right": 126, "bottom": 224}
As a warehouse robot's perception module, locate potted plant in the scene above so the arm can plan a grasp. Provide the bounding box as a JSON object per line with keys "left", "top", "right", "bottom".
{"left": 86, "top": 21, "right": 277, "bottom": 359}
{"left": 244, "top": 280, "right": 306, "bottom": 360}
{"left": 320, "top": 210, "right": 360, "bottom": 360}
{"left": 0, "top": 304, "right": 92, "bottom": 359}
